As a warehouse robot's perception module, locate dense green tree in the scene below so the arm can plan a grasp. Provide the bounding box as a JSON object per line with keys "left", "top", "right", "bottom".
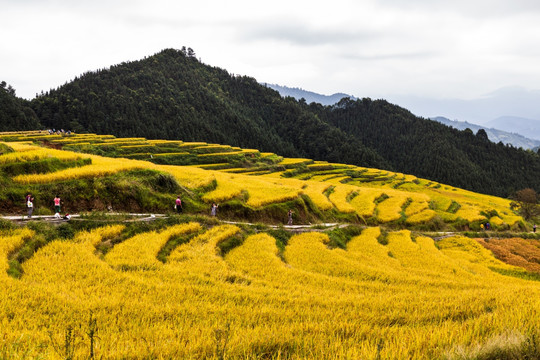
{"left": 476, "top": 129, "right": 489, "bottom": 141}
{"left": 0, "top": 82, "right": 41, "bottom": 131}
{"left": 511, "top": 188, "right": 540, "bottom": 220}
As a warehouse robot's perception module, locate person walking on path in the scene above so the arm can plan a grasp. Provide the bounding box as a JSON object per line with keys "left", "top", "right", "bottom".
{"left": 54, "top": 195, "right": 61, "bottom": 218}
{"left": 534, "top": 224, "right": 537, "bottom": 233}
{"left": 211, "top": 203, "right": 218, "bottom": 217}
{"left": 287, "top": 209, "right": 293, "bottom": 225}
{"left": 175, "top": 196, "right": 183, "bottom": 213}
{"left": 26, "top": 194, "right": 34, "bottom": 219}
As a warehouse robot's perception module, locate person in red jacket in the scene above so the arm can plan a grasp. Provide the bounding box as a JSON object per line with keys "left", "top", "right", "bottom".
{"left": 175, "top": 196, "right": 183, "bottom": 213}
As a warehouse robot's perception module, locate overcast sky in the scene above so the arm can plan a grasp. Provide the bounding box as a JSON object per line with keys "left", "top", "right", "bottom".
{"left": 2, "top": 0, "right": 540, "bottom": 122}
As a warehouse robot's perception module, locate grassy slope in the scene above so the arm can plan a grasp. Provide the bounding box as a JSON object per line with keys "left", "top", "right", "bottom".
{"left": 1, "top": 131, "right": 534, "bottom": 232}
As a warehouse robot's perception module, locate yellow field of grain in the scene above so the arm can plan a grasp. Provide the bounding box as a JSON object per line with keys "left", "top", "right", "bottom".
{"left": 0, "top": 147, "right": 85, "bottom": 164}
{"left": 0, "top": 138, "right": 526, "bottom": 228}
{"left": 2, "top": 224, "right": 540, "bottom": 359}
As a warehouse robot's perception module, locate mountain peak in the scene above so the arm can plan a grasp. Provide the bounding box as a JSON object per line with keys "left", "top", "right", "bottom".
{"left": 264, "top": 83, "right": 356, "bottom": 106}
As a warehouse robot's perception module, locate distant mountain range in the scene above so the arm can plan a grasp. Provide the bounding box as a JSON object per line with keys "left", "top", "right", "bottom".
{"left": 267, "top": 84, "right": 540, "bottom": 149}
{"left": 485, "top": 116, "right": 540, "bottom": 142}
{"left": 263, "top": 83, "right": 356, "bottom": 106}
{"left": 431, "top": 117, "right": 540, "bottom": 150}
{"left": 384, "top": 87, "right": 540, "bottom": 142}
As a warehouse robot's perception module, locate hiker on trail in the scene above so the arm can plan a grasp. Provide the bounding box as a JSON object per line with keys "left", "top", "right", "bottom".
{"left": 534, "top": 224, "right": 537, "bottom": 233}
{"left": 211, "top": 203, "right": 218, "bottom": 217}
{"left": 175, "top": 196, "right": 183, "bottom": 213}
{"left": 26, "top": 194, "right": 34, "bottom": 219}
{"left": 485, "top": 222, "right": 490, "bottom": 231}
{"left": 287, "top": 209, "right": 293, "bottom": 225}
{"left": 54, "top": 195, "right": 61, "bottom": 218}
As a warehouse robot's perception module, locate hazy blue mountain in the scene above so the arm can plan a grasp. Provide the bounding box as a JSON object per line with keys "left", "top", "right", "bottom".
{"left": 386, "top": 87, "right": 540, "bottom": 128}
{"left": 485, "top": 116, "right": 540, "bottom": 141}
{"left": 263, "top": 83, "right": 356, "bottom": 106}
{"left": 432, "top": 116, "right": 540, "bottom": 149}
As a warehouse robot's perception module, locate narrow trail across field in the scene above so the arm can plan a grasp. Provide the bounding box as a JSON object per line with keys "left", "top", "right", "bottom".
{"left": 0, "top": 213, "right": 349, "bottom": 232}
{"left": 3, "top": 213, "right": 521, "bottom": 239}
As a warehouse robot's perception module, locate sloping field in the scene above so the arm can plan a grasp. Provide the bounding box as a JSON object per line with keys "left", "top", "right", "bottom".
{"left": 1, "top": 224, "right": 540, "bottom": 359}
{"left": 0, "top": 135, "right": 526, "bottom": 229}
{"left": 1, "top": 132, "right": 539, "bottom": 359}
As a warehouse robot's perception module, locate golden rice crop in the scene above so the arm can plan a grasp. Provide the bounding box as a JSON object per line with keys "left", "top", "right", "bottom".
{"left": 326, "top": 176, "right": 353, "bottom": 184}
{"left": 0, "top": 141, "right": 41, "bottom": 152}
{"left": 157, "top": 164, "right": 216, "bottom": 189}
{"left": 2, "top": 224, "right": 540, "bottom": 359}
{"left": 1, "top": 137, "right": 525, "bottom": 228}
{"left": 105, "top": 223, "right": 200, "bottom": 270}
{"left": 284, "top": 232, "right": 396, "bottom": 281}
{"left": 242, "top": 177, "right": 301, "bottom": 207}
{"left": 147, "top": 139, "right": 183, "bottom": 145}
{"left": 454, "top": 203, "right": 486, "bottom": 222}
{"left": 498, "top": 213, "right": 522, "bottom": 226}
{"left": 13, "top": 155, "right": 149, "bottom": 184}
{"left": 349, "top": 188, "right": 386, "bottom": 217}
{"left": 328, "top": 184, "right": 357, "bottom": 213}
{"left": 278, "top": 158, "right": 312, "bottom": 166}
{"left": 189, "top": 162, "right": 230, "bottom": 168}
{"left": 301, "top": 181, "right": 334, "bottom": 210}
{"left": 404, "top": 199, "right": 429, "bottom": 217}
{"left": 376, "top": 195, "right": 408, "bottom": 222}
{"left": 197, "top": 150, "right": 256, "bottom": 157}
{"left": 309, "top": 173, "right": 346, "bottom": 182}
{"left": 168, "top": 224, "right": 240, "bottom": 264}
{"left": 152, "top": 152, "right": 190, "bottom": 157}
{"left": 489, "top": 215, "right": 505, "bottom": 226}
{"left": 103, "top": 138, "right": 146, "bottom": 143}
{"left": 437, "top": 235, "right": 521, "bottom": 274}
{"left": 0, "top": 130, "right": 41, "bottom": 136}
{"left": 202, "top": 172, "right": 301, "bottom": 207}
{"left": 406, "top": 209, "right": 436, "bottom": 224}
{"left": 193, "top": 144, "right": 233, "bottom": 150}
{"left": 219, "top": 167, "right": 251, "bottom": 173}
{"left": 202, "top": 177, "right": 244, "bottom": 202}
{"left": 119, "top": 144, "right": 155, "bottom": 149}
{"left": 179, "top": 142, "right": 207, "bottom": 147}
{"left": 0, "top": 148, "right": 84, "bottom": 164}
{"left": 73, "top": 224, "right": 125, "bottom": 247}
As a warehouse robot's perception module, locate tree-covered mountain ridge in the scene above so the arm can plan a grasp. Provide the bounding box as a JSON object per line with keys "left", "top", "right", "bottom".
{"left": 4, "top": 48, "right": 540, "bottom": 197}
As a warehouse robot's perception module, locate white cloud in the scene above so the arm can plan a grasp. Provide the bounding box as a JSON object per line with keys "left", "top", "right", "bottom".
{"left": 1, "top": 0, "right": 540, "bottom": 114}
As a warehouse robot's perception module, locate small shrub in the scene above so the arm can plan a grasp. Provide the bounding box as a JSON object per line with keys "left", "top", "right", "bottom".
{"left": 57, "top": 223, "right": 75, "bottom": 239}
{"left": 377, "top": 229, "right": 389, "bottom": 245}
{"left": 0, "top": 218, "right": 15, "bottom": 230}
{"left": 447, "top": 201, "right": 461, "bottom": 214}
{"left": 217, "top": 235, "right": 245, "bottom": 256}
{"left": 326, "top": 225, "right": 363, "bottom": 249}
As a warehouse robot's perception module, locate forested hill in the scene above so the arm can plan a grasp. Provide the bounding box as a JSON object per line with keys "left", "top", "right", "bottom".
{"left": 0, "top": 82, "right": 40, "bottom": 131}
{"left": 30, "top": 49, "right": 386, "bottom": 170}
{"left": 25, "top": 48, "right": 540, "bottom": 197}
